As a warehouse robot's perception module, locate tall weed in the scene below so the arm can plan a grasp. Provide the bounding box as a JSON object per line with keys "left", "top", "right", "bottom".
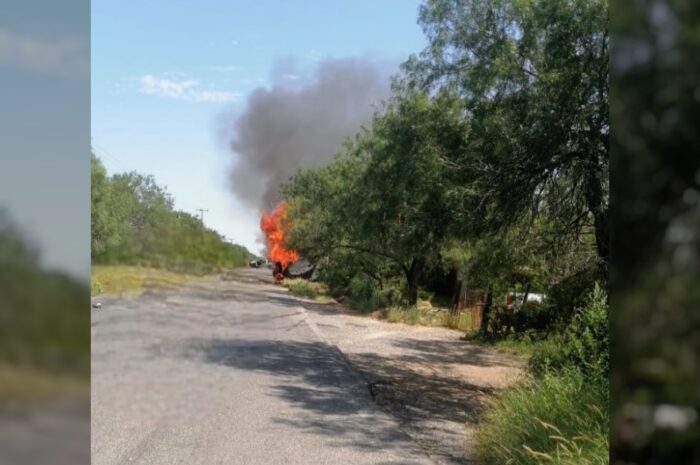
{"left": 475, "top": 370, "right": 608, "bottom": 465}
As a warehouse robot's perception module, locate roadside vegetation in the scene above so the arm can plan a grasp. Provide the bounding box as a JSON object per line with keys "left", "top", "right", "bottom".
{"left": 0, "top": 210, "right": 89, "bottom": 399}
{"left": 284, "top": 274, "right": 473, "bottom": 330}
{"left": 279, "top": 0, "right": 608, "bottom": 462}
{"left": 476, "top": 285, "right": 609, "bottom": 465}
{"left": 91, "top": 155, "right": 254, "bottom": 294}
{"left": 281, "top": 278, "right": 334, "bottom": 304}
{"left": 91, "top": 265, "right": 210, "bottom": 296}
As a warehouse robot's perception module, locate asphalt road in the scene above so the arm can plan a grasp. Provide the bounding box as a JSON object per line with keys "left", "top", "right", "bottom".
{"left": 91, "top": 268, "right": 435, "bottom": 465}
{"left": 0, "top": 395, "right": 90, "bottom": 465}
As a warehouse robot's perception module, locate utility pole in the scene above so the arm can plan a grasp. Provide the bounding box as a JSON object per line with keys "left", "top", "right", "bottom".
{"left": 196, "top": 208, "right": 208, "bottom": 224}
{"left": 195, "top": 209, "right": 209, "bottom": 247}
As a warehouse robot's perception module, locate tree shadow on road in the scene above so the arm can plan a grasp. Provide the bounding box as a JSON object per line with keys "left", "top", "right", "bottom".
{"left": 175, "top": 337, "right": 480, "bottom": 464}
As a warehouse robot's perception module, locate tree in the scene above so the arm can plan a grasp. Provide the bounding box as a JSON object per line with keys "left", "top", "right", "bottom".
{"left": 401, "top": 0, "right": 609, "bottom": 267}
{"left": 0, "top": 210, "right": 89, "bottom": 373}
{"left": 285, "top": 93, "right": 469, "bottom": 304}
{"left": 91, "top": 153, "right": 114, "bottom": 258}
{"left": 0, "top": 209, "right": 38, "bottom": 268}
{"left": 91, "top": 153, "right": 254, "bottom": 271}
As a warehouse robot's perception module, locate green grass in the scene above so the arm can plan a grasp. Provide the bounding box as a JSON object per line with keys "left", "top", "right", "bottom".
{"left": 283, "top": 279, "right": 335, "bottom": 303}
{"left": 91, "top": 265, "right": 210, "bottom": 296}
{"left": 461, "top": 331, "right": 562, "bottom": 357}
{"left": 475, "top": 369, "right": 608, "bottom": 465}
{"left": 493, "top": 335, "right": 561, "bottom": 356}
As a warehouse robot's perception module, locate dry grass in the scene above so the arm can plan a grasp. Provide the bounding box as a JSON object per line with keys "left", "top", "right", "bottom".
{"left": 283, "top": 280, "right": 473, "bottom": 331}
{"left": 283, "top": 279, "right": 335, "bottom": 303}
{"left": 384, "top": 302, "right": 472, "bottom": 331}
{"left": 91, "top": 265, "right": 210, "bottom": 296}
{"left": 0, "top": 365, "right": 87, "bottom": 401}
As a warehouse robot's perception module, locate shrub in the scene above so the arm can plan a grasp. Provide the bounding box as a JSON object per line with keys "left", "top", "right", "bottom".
{"left": 318, "top": 262, "right": 355, "bottom": 297}
{"left": 91, "top": 276, "right": 104, "bottom": 295}
{"left": 565, "top": 283, "right": 609, "bottom": 378}
{"left": 514, "top": 301, "right": 557, "bottom": 332}
{"left": 417, "top": 287, "right": 434, "bottom": 301}
{"left": 530, "top": 283, "right": 609, "bottom": 379}
{"left": 475, "top": 370, "right": 608, "bottom": 465}
{"left": 374, "top": 284, "right": 405, "bottom": 308}
{"left": 347, "top": 275, "right": 378, "bottom": 311}
{"left": 528, "top": 333, "right": 571, "bottom": 375}
{"left": 547, "top": 266, "right": 599, "bottom": 324}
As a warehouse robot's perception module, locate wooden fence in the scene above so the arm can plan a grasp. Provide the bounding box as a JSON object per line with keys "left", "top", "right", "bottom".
{"left": 454, "top": 290, "right": 485, "bottom": 332}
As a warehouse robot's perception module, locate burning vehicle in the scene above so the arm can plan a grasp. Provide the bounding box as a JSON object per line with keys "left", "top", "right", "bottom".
{"left": 261, "top": 203, "right": 315, "bottom": 282}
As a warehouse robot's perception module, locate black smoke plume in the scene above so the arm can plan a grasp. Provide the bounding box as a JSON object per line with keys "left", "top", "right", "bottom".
{"left": 227, "top": 57, "right": 392, "bottom": 211}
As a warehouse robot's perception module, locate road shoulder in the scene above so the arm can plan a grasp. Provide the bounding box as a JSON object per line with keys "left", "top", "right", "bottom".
{"left": 290, "top": 291, "right": 525, "bottom": 465}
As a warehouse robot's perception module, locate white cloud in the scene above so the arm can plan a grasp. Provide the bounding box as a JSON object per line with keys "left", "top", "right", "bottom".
{"left": 0, "top": 28, "right": 88, "bottom": 78}
{"left": 138, "top": 74, "right": 240, "bottom": 103}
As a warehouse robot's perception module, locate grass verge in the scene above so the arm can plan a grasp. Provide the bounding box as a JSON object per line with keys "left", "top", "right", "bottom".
{"left": 283, "top": 279, "right": 473, "bottom": 331}
{"left": 0, "top": 365, "right": 87, "bottom": 402}
{"left": 384, "top": 305, "right": 473, "bottom": 331}
{"left": 283, "top": 279, "right": 335, "bottom": 303}
{"left": 91, "top": 265, "right": 209, "bottom": 296}
{"left": 475, "top": 369, "right": 608, "bottom": 465}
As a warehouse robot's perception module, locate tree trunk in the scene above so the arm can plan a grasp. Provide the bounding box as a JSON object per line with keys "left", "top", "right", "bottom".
{"left": 583, "top": 166, "right": 609, "bottom": 266}
{"left": 405, "top": 257, "right": 425, "bottom": 306}
{"left": 452, "top": 279, "right": 463, "bottom": 314}
{"left": 480, "top": 288, "right": 494, "bottom": 335}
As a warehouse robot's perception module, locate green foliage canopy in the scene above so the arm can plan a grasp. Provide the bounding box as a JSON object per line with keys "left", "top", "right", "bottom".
{"left": 91, "top": 154, "right": 253, "bottom": 272}
{"left": 402, "top": 0, "right": 609, "bottom": 265}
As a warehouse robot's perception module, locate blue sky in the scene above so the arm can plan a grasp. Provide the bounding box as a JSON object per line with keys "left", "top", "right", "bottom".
{"left": 0, "top": 0, "right": 90, "bottom": 280}
{"left": 92, "top": 0, "right": 427, "bottom": 255}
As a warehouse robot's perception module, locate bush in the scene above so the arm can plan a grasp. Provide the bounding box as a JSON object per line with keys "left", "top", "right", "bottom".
{"left": 530, "top": 284, "right": 608, "bottom": 379}
{"left": 417, "top": 287, "right": 434, "bottom": 301}
{"left": 528, "top": 333, "right": 571, "bottom": 375}
{"left": 565, "top": 283, "right": 609, "bottom": 378}
{"left": 348, "top": 275, "right": 380, "bottom": 311}
{"left": 318, "top": 263, "right": 355, "bottom": 297}
{"left": 374, "top": 284, "right": 405, "bottom": 308}
{"left": 514, "top": 301, "right": 557, "bottom": 332}
{"left": 475, "top": 370, "right": 608, "bottom": 465}
{"left": 91, "top": 276, "right": 104, "bottom": 295}
{"left": 548, "top": 266, "right": 599, "bottom": 324}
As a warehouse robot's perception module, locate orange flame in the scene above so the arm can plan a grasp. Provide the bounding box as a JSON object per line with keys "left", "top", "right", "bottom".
{"left": 260, "top": 203, "right": 299, "bottom": 271}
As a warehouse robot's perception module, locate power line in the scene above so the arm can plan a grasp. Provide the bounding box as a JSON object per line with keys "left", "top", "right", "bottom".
{"left": 91, "top": 139, "right": 131, "bottom": 174}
